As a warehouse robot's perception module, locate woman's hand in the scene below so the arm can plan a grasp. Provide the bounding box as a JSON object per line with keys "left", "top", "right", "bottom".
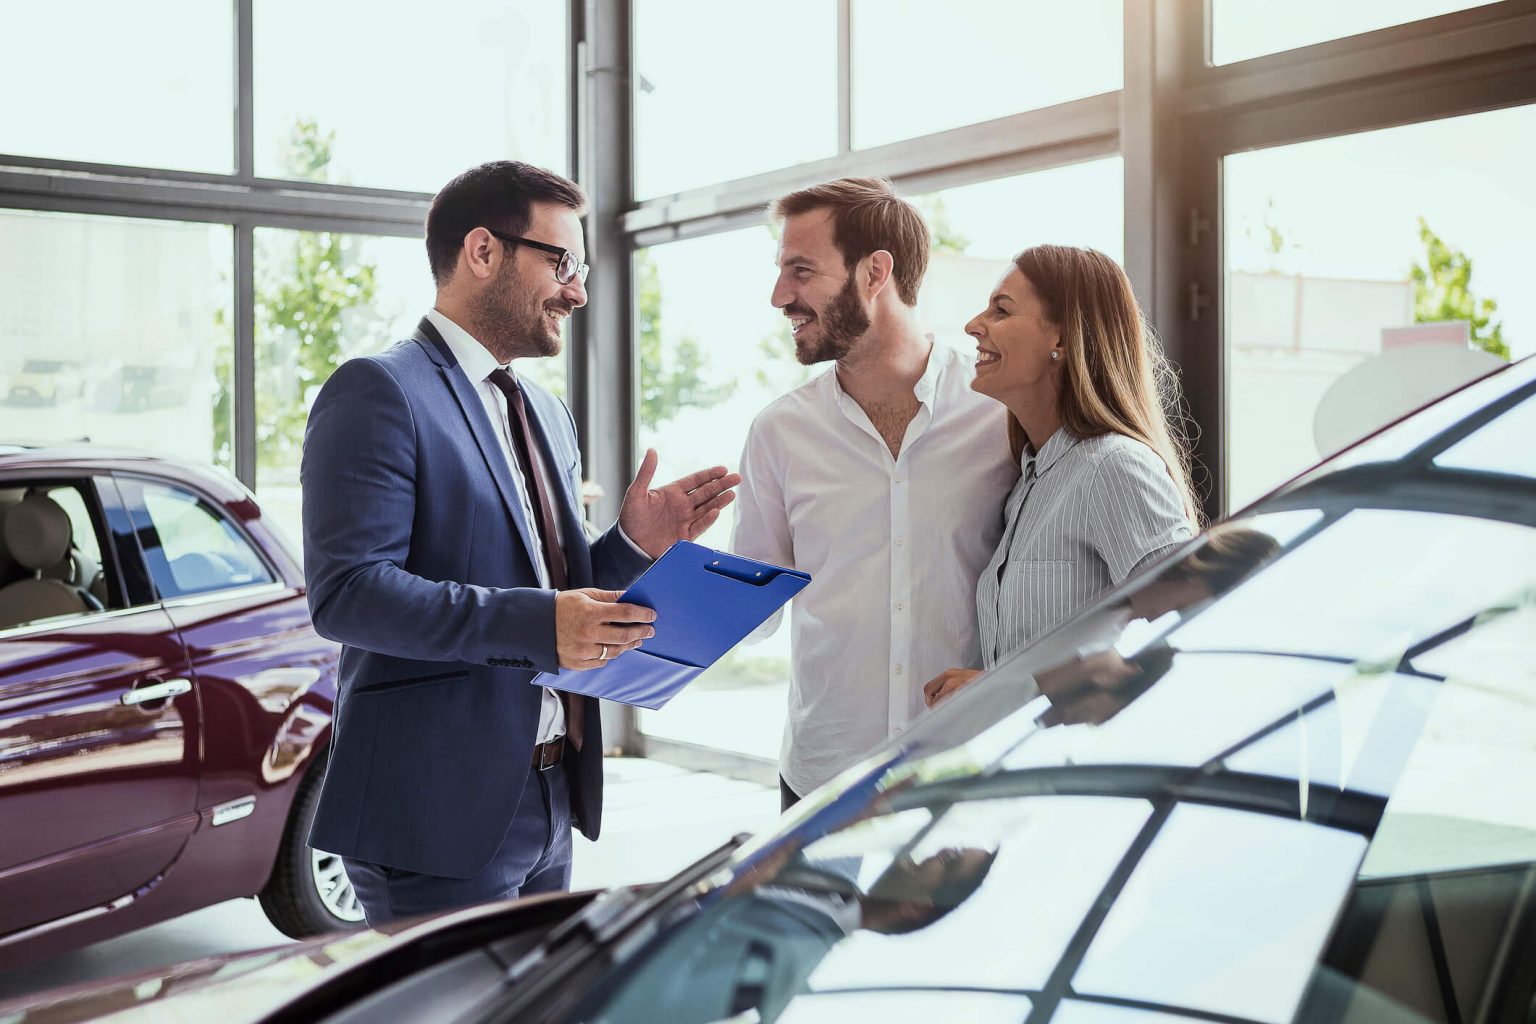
{"left": 923, "top": 668, "right": 982, "bottom": 708}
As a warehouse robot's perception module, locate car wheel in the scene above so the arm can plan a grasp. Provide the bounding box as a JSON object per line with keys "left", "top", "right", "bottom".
{"left": 258, "top": 753, "right": 367, "bottom": 937}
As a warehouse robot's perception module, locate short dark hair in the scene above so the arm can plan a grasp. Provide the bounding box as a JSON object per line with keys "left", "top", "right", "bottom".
{"left": 425, "top": 161, "right": 587, "bottom": 286}
{"left": 768, "top": 177, "right": 930, "bottom": 306}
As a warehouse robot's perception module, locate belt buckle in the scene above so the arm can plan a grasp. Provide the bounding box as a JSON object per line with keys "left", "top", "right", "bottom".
{"left": 536, "top": 739, "right": 561, "bottom": 772}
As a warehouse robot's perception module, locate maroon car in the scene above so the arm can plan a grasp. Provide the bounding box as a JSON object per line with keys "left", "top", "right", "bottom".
{"left": 0, "top": 445, "right": 357, "bottom": 969}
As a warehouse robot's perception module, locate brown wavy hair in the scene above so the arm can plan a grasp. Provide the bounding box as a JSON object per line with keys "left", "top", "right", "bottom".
{"left": 1009, "top": 245, "right": 1201, "bottom": 526}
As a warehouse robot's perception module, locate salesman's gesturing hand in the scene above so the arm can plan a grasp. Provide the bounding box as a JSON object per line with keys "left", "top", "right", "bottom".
{"left": 619, "top": 448, "right": 742, "bottom": 560}
{"left": 555, "top": 589, "right": 657, "bottom": 671}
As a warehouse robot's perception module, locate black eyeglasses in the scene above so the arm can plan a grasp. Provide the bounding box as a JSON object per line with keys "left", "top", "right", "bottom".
{"left": 486, "top": 229, "right": 590, "bottom": 285}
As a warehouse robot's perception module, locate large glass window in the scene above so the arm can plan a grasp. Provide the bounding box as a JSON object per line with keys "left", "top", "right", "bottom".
{"left": 634, "top": 227, "right": 793, "bottom": 758}
{"left": 251, "top": 230, "right": 435, "bottom": 551}
{"left": 912, "top": 158, "right": 1125, "bottom": 351}
{"left": 0, "top": 2, "right": 233, "bottom": 173}
{"left": 1223, "top": 104, "right": 1536, "bottom": 509}
{"left": 0, "top": 210, "right": 232, "bottom": 468}
{"left": 633, "top": 0, "right": 838, "bottom": 199}
{"left": 852, "top": 0, "right": 1122, "bottom": 150}
{"left": 254, "top": 0, "right": 568, "bottom": 192}
{"left": 1212, "top": 0, "right": 1504, "bottom": 66}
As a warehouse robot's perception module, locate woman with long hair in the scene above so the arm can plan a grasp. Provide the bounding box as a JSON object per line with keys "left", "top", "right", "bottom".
{"left": 924, "top": 244, "right": 1199, "bottom": 708}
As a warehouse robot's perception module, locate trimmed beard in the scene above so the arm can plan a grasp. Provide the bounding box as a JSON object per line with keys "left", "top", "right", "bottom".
{"left": 794, "top": 273, "right": 872, "bottom": 365}
{"left": 469, "top": 259, "right": 564, "bottom": 363}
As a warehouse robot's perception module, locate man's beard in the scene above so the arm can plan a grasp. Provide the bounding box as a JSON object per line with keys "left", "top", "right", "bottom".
{"left": 793, "top": 274, "right": 872, "bottom": 365}
{"left": 469, "top": 262, "right": 568, "bottom": 363}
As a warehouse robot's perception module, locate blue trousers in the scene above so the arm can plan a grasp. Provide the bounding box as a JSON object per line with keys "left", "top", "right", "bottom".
{"left": 342, "top": 762, "right": 573, "bottom": 927}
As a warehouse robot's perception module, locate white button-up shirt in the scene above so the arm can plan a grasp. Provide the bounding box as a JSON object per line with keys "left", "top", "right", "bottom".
{"left": 426, "top": 309, "right": 571, "bottom": 743}
{"left": 732, "top": 343, "right": 1019, "bottom": 795}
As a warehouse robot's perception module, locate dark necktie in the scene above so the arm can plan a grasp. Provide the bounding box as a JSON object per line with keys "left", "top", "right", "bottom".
{"left": 488, "top": 369, "right": 569, "bottom": 592}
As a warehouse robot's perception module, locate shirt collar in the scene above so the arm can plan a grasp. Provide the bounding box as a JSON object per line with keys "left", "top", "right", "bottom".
{"left": 425, "top": 308, "right": 508, "bottom": 384}
{"left": 826, "top": 337, "right": 947, "bottom": 407}
{"left": 1024, "top": 426, "right": 1080, "bottom": 477}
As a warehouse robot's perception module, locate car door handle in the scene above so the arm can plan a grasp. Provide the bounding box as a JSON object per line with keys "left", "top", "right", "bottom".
{"left": 121, "top": 679, "right": 193, "bottom": 706}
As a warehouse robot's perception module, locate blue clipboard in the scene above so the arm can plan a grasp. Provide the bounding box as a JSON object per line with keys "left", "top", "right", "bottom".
{"left": 533, "top": 541, "right": 810, "bottom": 710}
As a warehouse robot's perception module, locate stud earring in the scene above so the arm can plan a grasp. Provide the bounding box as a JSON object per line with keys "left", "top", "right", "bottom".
{"left": 1050, "top": 351, "right": 1061, "bottom": 361}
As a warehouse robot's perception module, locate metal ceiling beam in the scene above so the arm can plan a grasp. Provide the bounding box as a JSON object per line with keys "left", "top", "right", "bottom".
{"left": 622, "top": 91, "right": 1122, "bottom": 237}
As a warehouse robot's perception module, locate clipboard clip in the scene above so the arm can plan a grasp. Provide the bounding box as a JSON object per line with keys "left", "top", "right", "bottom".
{"left": 702, "top": 556, "right": 779, "bottom": 587}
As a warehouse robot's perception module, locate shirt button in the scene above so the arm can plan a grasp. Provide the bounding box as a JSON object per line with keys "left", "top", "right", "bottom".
{"left": 895, "top": 601, "right": 904, "bottom": 611}
{"left": 894, "top": 474, "right": 903, "bottom": 483}
{"left": 895, "top": 665, "right": 904, "bottom": 675}
{"left": 895, "top": 537, "right": 904, "bottom": 547}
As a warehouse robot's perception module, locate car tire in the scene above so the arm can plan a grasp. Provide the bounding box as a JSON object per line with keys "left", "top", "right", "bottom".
{"left": 258, "top": 752, "right": 368, "bottom": 938}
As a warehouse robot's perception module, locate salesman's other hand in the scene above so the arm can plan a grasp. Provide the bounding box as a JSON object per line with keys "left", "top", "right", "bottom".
{"left": 555, "top": 589, "right": 657, "bottom": 671}
{"left": 923, "top": 668, "right": 982, "bottom": 708}
{"left": 619, "top": 448, "right": 742, "bottom": 560}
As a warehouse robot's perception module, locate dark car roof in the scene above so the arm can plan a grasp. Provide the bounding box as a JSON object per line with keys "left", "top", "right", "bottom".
{"left": 0, "top": 444, "right": 253, "bottom": 506}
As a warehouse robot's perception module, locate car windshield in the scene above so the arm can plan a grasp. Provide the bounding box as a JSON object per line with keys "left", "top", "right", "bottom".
{"left": 19, "top": 360, "right": 66, "bottom": 373}
{"left": 555, "top": 360, "right": 1536, "bottom": 1024}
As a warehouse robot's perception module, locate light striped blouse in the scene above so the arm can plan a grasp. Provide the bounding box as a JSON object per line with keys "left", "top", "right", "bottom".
{"left": 976, "top": 428, "right": 1193, "bottom": 668}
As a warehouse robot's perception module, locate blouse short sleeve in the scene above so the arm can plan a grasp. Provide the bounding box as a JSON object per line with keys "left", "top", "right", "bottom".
{"left": 1086, "top": 442, "right": 1194, "bottom": 584}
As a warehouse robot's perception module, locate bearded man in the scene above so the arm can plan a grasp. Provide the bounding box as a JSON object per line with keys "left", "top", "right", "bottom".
{"left": 301, "top": 161, "right": 738, "bottom": 924}
{"left": 731, "top": 178, "right": 1018, "bottom": 810}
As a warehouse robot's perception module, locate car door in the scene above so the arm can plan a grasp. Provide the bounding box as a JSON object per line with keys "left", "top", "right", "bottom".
{"left": 0, "top": 474, "right": 200, "bottom": 942}
{"left": 112, "top": 474, "right": 335, "bottom": 894}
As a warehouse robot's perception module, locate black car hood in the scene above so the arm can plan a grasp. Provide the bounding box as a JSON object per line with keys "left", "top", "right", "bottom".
{"left": 0, "top": 891, "right": 594, "bottom": 1024}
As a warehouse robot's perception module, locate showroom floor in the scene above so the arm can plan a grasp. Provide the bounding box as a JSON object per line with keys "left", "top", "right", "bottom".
{"left": 0, "top": 758, "right": 777, "bottom": 1005}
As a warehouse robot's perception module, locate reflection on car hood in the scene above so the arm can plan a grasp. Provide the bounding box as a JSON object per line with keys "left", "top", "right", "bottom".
{"left": 0, "top": 929, "right": 393, "bottom": 1024}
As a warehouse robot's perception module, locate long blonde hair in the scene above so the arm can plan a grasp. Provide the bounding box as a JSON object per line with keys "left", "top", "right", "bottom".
{"left": 1008, "top": 245, "right": 1202, "bottom": 526}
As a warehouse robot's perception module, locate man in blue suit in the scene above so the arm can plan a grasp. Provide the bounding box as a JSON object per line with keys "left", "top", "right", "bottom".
{"left": 301, "top": 161, "right": 740, "bottom": 925}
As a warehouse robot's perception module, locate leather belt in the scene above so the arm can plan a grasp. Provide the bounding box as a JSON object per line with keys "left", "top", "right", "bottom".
{"left": 532, "top": 735, "right": 566, "bottom": 771}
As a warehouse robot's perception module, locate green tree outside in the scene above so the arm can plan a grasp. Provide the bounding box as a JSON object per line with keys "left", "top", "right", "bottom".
{"left": 1410, "top": 216, "right": 1510, "bottom": 361}
{"left": 635, "top": 248, "right": 735, "bottom": 430}
{"left": 211, "top": 120, "right": 383, "bottom": 471}
{"left": 912, "top": 193, "right": 970, "bottom": 256}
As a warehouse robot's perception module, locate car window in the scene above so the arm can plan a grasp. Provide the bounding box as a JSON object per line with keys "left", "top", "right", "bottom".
{"left": 1309, "top": 359, "right": 1532, "bottom": 475}
{"left": 0, "top": 479, "right": 118, "bottom": 630}
{"left": 1074, "top": 804, "right": 1369, "bottom": 1024}
{"left": 574, "top": 795, "right": 1152, "bottom": 1024}
{"left": 800, "top": 797, "right": 1152, "bottom": 995}
{"left": 130, "top": 481, "right": 274, "bottom": 599}
{"left": 999, "top": 653, "right": 1358, "bottom": 774}
{"left": 1168, "top": 509, "right": 1536, "bottom": 662}
{"left": 1360, "top": 597, "right": 1536, "bottom": 879}
{"left": 1432, "top": 392, "right": 1536, "bottom": 480}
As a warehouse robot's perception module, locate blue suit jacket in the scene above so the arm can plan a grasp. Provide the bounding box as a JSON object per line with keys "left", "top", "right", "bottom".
{"left": 301, "top": 321, "right": 650, "bottom": 878}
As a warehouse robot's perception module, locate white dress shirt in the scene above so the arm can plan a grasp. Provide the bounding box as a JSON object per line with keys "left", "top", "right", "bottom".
{"left": 426, "top": 309, "right": 571, "bottom": 743}
{"left": 731, "top": 343, "right": 1019, "bottom": 795}
{"left": 976, "top": 428, "right": 1193, "bottom": 669}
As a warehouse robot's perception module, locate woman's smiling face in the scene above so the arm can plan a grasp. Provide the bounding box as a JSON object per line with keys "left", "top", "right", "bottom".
{"left": 965, "top": 266, "right": 1063, "bottom": 406}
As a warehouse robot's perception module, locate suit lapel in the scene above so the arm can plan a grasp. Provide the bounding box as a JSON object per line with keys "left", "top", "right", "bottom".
{"left": 414, "top": 320, "right": 543, "bottom": 580}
